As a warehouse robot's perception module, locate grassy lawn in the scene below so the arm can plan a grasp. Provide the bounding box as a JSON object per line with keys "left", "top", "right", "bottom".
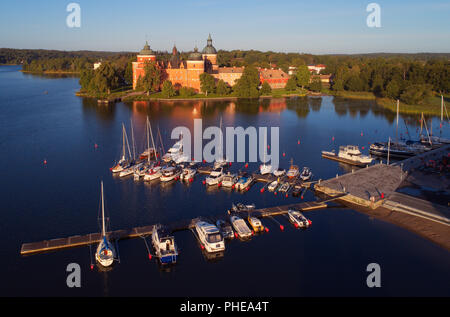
{"left": 332, "top": 91, "right": 377, "bottom": 100}
{"left": 376, "top": 94, "right": 449, "bottom": 116}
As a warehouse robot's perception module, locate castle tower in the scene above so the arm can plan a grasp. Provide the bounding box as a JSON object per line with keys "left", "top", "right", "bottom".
{"left": 202, "top": 34, "right": 218, "bottom": 72}
{"left": 132, "top": 41, "right": 157, "bottom": 89}
{"left": 186, "top": 46, "right": 205, "bottom": 91}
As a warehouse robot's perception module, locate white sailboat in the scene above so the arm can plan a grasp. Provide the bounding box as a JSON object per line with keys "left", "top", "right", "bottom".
{"left": 111, "top": 123, "right": 133, "bottom": 173}
{"left": 214, "top": 116, "right": 227, "bottom": 169}
{"left": 259, "top": 131, "right": 272, "bottom": 175}
{"left": 95, "top": 181, "right": 116, "bottom": 267}
{"left": 135, "top": 117, "right": 157, "bottom": 179}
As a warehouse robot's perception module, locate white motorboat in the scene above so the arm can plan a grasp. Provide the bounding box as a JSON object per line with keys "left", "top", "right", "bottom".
{"left": 162, "top": 139, "right": 183, "bottom": 162}
{"left": 213, "top": 158, "right": 228, "bottom": 169}
{"left": 230, "top": 215, "right": 252, "bottom": 239}
{"left": 160, "top": 166, "right": 180, "bottom": 182}
{"left": 205, "top": 167, "right": 224, "bottom": 186}
{"left": 268, "top": 180, "right": 278, "bottom": 192}
{"left": 144, "top": 165, "right": 162, "bottom": 181}
{"left": 288, "top": 209, "right": 311, "bottom": 228}
{"left": 278, "top": 182, "right": 290, "bottom": 193}
{"left": 180, "top": 167, "right": 196, "bottom": 181}
{"left": 235, "top": 173, "right": 253, "bottom": 191}
{"left": 300, "top": 167, "right": 312, "bottom": 181}
{"left": 259, "top": 164, "right": 272, "bottom": 175}
{"left": 151, "top": 224, "right": 178, "bottom": 265}
{"left": 95, "top": 181, "right": 116, "bottom": 267}
{"left": 194, "top": 221, "right": 225, "bottom": 253}
{"left": 322, "top": 145, "right": 373, "bottom": 166}
{"left": 221, "top": 172, "right": 238, "bottom": 188}
{"left": 273, "top": 168, "right": 285, "bottom": 177}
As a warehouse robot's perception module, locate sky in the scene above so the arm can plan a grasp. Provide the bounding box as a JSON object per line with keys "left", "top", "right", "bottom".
{"left": 0, "top": 0, "right": 449, "bottom": 54}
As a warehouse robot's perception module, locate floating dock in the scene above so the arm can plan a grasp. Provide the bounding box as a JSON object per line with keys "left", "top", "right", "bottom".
{"left": 20, "top": 199, "right": 338, "bottom": 256}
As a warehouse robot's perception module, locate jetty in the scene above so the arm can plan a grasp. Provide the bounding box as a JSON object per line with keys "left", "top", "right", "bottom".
{"left": 20, "top": 199, "right": 342, "bottom": 256}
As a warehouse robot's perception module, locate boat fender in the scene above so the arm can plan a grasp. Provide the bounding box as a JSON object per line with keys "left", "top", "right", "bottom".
{"left": 260, "top": 188, "right": 264, "bottom": 193}
{"left": 294, "top": 223, "right": 299, "bottom": 228}
{"left": 285, "top": 194, "right": 288, "bottom": 198}
{"left": 234, "top": 232, "right": 238, "bottom": 238}
{"left": 301, "top": 196, "right": 304, "bottom": 200}
{"left": 274, "top": 191, "right": 277, "bottom": 195}
{"left": 90, "top": 264, "right": 94, "bottom": 270}
{"left": 297, "top": 140, "right": 300, "bottom": 145}
{"left": 245, "top": 163, "right": 248, "bottom": 168}
{"left": 43, "top": 159, "right": 47, "bottom": 165}
{"left": 202, "top": 180, "right": 206, "bottom": 185}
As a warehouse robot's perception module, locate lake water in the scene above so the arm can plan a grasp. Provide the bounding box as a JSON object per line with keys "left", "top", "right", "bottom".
{"left": 0, "top": 65, "right": 449, "bottom": 296}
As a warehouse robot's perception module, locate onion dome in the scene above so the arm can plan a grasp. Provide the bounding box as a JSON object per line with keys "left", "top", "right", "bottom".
{"left": 188, "top": 46, "right": 203, "bottom": 61}
{"left": 202, "top": 34, "right": 217, "bottom": 54}
{"left": 139, "top": 41, "right": 154, "bottom": 55}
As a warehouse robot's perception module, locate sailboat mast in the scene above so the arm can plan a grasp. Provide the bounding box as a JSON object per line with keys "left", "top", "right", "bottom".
{"left": 146, "top": 117, "right": 150, "bottom": 163}
{"left": 396, "top": 99, "right": 399, "bottom": 143}
{"left": 130, "top": 119, "right": 136, "bottom": 160}
{"left": 122, "top": 124, "right": 126, "bottom": 160}
{"left": 101, "top": 181, "right": 106, "bottom": 237}
{"left": 148, "top": 117, "right": 157, "bottom": 162}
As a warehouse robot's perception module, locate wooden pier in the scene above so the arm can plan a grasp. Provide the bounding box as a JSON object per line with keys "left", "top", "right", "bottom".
{"left": 20, "top": 200, "right": 335, "bottom": 256}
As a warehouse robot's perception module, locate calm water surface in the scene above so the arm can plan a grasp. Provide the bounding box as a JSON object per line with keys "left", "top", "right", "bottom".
{"left": 0, "top": 65, "right": 449, "bottom": 296}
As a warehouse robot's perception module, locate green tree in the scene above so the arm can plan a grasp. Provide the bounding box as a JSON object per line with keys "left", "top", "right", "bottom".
{"left": 400, "top": 84, "right": 433, "bottom": 105}
{"left": 137, "top": 61, "right": 161, "bottom": 95}
{"left": 161, "top": 80, "right": 175, "bottom": 98}
{"left": 309, "top": 77, "right": 322, "bottom": 92}
{"left": 216, "top": 79, "right": 230, "bottom": 95}
{"left": 296, "top": 65, "right": 310, "bottom": 89}
{"left": 199, "top": 73, "right": 216, "bottom": 95}
{"left": 179, "top": 86, "right": 196, "bottom": 98}
{"left": 260, "top": 82, "right": 272, "bottom": 95}
{"left": 234, "top": 66, "right": 260, "bottom": 98}
{"left": 385, "top": 80, "right": 400, "bottom": 99}
{"left": 345, "top": 75, "right": 364, "bottom": 91}
{"left": 285, "top": 77, "right": 297, "bottom": 91}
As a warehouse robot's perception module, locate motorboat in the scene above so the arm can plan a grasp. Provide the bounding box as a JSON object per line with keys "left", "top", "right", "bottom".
{"left": 221, "top": 172, "right": 238, "bottom": 188}
{"left": 322, "top": 145, "right": 373, "bottom": 166}
{"left": 160, "top": 166, "right": 180, "bottom": 182}
{"left": 95, "top": 182, "right": 116, "bottom": 267}
{"left": 151, "top": 224, "right": 178, "bottom": 265}
{"left": 194, "top": 221, "right": 225, "bottom": 253}
{"left": 268, "top": 180, "right": 279, "bottom": 192}
{"left": 230, "top": 215, "right": 252, "bottom": 239}
{"left": 287, "top": 209, "right": 311, "bottom": 228}
{"left": 259, "top": 163, "right": 272, "bottom": 175}
{"left": 278, "top": 182, "right": 290, "bottom": 193}
{"left": 235, "top": 173, "right": 253, "bottom": 191}
{"left": 286, "top": 160, "right": 300, "bottom": 178}
{"left": 205, "top": 167, "right": 224, "bottom": 186}
{"left": 300, "top": 167, "right": 312, "bottom": 181}
{"left": 248, "top": 217, "right": 264, "bottom": 233}
{"left": 162, "top": 139, "right": 183, "bottom": 162}
{"left": 231, "top": 203, "right": 256, "bottom": 213}
{"left": 216, "top": 219, "right": 234, "bottom": 240}
{"left": 180, "top": 167, "right": 196, "bottom": 182}
{"left": 213, "top": 158, "right": 228, "bottom": 169}
{"left": 144, "top": 165, "right": 162, "bottom": 181}
{"left": 273, "top": 168, "right": 285, "bottom": 177}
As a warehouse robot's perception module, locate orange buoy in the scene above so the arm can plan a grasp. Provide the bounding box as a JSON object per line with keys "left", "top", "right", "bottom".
{"left": 361, "top": 132, "right": 363, "bottom": 136}
{"left": 229, "top": 162, "right": 232, "bottom": 166}
{"left": 202, "top": 180, "right": 206, "bottom": 185}
{"left": 332, "top": 136, "right": 335, "bottom": 141}
{"left": 283, "top": 152, "right": 286, "bottom": 157}
{"left": 285, "top": 194, "right": 288, "bottom": 198}
{"left": 267, "top": 145, "right": 270, "bottom": 150}
{"left": 274, "top": 191, "right": 277, "bottom": 195}
{"left": 301, "top": 196, "right": 304, "bottom": 200}
{"left": 234, "top": 232, "right": 238, "bottom": 238}
{"left": 265, "top": 227, "right": 269, "bottom": 233}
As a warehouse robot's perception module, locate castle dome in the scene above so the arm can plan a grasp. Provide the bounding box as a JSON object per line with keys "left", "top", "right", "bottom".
{"left": 202, "top": 34, "right": 217, "bottom": 54}
{"left": 188, "top": 46, "right": 203, "bottom": 61}
{"left": 139, "top": 41, "right": 155, "bottom": 55}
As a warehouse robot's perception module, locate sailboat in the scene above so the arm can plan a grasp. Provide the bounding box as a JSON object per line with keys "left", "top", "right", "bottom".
{"left": 95, "top": 181, "right": 116, "bottom": 267}
{"left": 111, "top": 123, "right": 133, "bottom": 173}
{"left": 420, "top": 97, "right": 450, "bottom": 145}
{"left": 135, "top": 117, "right": 157, "bottom": 179}
{"left": 214, "top": 116, "right": 228, "bottom": 169}
{"left": 120, "top": 119, "right": 142, "bottom": 177}
{"left": 259, "top": 130, "right": 272, "bottom": 175}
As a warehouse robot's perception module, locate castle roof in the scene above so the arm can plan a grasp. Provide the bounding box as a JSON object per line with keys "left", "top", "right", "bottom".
{"left": 202, "top": 34, "right": 217, "bottom": 54}
{"left": 188, "top": 46, "right": 203, "bottom": 61}
{"left": 139, "top": 41, "right": 155, "bottom": 55}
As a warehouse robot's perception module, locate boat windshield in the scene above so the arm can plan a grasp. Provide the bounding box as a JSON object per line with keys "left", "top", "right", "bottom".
{"left": 207, "top": 233, "right": 222, "bottom": 243}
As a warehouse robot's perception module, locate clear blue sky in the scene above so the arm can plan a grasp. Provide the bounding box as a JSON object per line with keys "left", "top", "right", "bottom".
{"left": 0, "top": 0, "right": 449, "bottom": 54}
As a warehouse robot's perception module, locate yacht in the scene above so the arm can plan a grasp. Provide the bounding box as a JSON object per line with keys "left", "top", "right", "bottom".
{"left": 194, "top": 221, "right": 225, "bottom": 253}
{"left": 230, "top": 215, "right": 252, "bottom": 239}
{"left": 278, "top": 182, "right": 290, "bottom": 193}
{"left": 259, "top": 164, "right": 272, "bottom": 175}
{"left": 160, "top": 166, "right": 180, "bottom": 182}
{"left": 180, "top": 167, "right": 196, "bottom": 182}
{"left": 369, "top": 142, "right": 416, "bottom": 159}
{"left": 322, "top": 145, "right": 373, "bottom": 166}
{"left": 205, "top": 167, "right": 224, "bottom": 186}
{"left": 151, "top": 224, "right": 178, "bottom": 265}
{"left": 221, "top": 172, "right": 238, "bottom": 188}
{"left": 268, "top": 180, "right": 279, "bottom": 192}
{"left": 119, "top": 162, "right": 142, "bottom": 178}
{"left": 248, "top": 217, "right": 264, "bottom": 233}
{"left": 144, "top": 165, "right": 162, "bottom": 181}
{"left": 288, "top": 210, "right": 311, "bottom": 228}
{"left": 162, "top": 140, "right": 183, "bottom": 162}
